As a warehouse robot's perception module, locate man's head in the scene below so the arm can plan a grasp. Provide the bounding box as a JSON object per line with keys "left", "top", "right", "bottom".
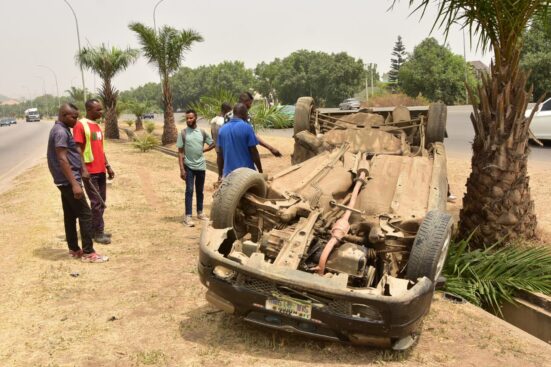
{"left": 238, "top": 92, "right": 254, "bottom": 110}
{"left": 185, "top": 109, "right": 197, "bottom": 127}
{"left": 221, "top": 102, "right": 232, "bottom": 115}
{"left": 58, "top": 103, "right": 79, "bottom": 128}
{"left": 85, "top": 99, "right": 103, "bottom": 121}
{"left": 233, "top": 103, "right": 248, "bottom": 120}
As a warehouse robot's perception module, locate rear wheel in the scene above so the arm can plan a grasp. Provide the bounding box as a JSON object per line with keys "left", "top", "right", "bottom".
{"left": 294, "top": 97, "right": 315, "bottom": 135}
{"left": 425, "top": 102, "right": 447, "bottom": 147}
{"left": 406, "top": 210, "right": 453, "bottom": 282}
{"left": 212, "top": 168, "right": 267, "bottom": 239}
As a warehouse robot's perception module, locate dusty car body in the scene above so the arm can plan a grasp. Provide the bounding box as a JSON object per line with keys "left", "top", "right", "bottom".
{"left": 199, "top": 97, "right": 452, "bottom": 350}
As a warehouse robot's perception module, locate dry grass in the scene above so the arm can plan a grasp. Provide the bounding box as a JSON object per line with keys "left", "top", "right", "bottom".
{"left": 0, "top": 136, "right": 549, "bottom": 366}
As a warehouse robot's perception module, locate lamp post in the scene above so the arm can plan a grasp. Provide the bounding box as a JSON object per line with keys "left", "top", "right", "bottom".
{"left": 38, "top": 65, "right": 60, "bottom": 108}
{"left": 63, "top": 0, "right": 86, "bottom": 103}
{"left": 35, "top": 76, "right": 49, "bottom": 117}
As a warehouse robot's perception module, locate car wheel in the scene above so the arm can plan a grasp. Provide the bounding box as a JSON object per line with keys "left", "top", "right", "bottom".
{"left": 425, "top": 102, "right": 447, "bottom": 148}
{"left": 294, "top": 97, "right": 315, "bottom": 135}
{"left": 211, "top": 168, "right": 267, "bottom": 239}
{"left": 406, "top": 210, "right": 453, "bottom": 283}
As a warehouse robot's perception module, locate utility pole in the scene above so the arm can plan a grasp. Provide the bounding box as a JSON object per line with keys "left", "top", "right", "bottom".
{"left": 63, "top": 0, "right": 87, "bottom": 103}
{"left": 38, "top": 65, "right": 60, "bottom": 108}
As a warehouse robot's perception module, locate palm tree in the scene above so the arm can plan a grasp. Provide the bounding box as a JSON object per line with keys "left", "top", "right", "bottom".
{"left": 129, "top": 22, "right": 203, "bottom": 145}
{"left": 126, "top": 100, "right": 151, "bottom": 131}
{"left": 396, "top": 1, "right": 550, "bottom": 247}
{"left": 76, "top": 44, "right": 139, "bottom": 139}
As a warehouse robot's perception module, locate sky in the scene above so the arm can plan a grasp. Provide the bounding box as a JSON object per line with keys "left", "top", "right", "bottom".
{"left": 0, "top": 0, "right": 491, "bottom": 100}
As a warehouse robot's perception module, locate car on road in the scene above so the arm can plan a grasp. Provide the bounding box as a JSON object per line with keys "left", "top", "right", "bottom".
{"left": 526, "top": 97, "right": 551, "bottom": 141}
{"left": 199, "top": 97, "right": 451, "bottom": 350}
{"left": 0, "top": 118, "right": 16, "bottom": 127}
{"left": 339, "top": 98, "right": 361, "bottom": 110}
{"left": 142, "top": 113, "right": 155, "bottom": 120}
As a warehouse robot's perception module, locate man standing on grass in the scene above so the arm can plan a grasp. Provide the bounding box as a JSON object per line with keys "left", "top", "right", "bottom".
{"left": 47, "top": 103, "right": 108, "bottom": 263}
{"left": 177, "top": 109, "right": 215, "bottom": 227}
{"left": 217, "top": 103, "right": 263, "bottom": 178}
{"left": 73, "top": 99, "right": 115, "bottom": 245}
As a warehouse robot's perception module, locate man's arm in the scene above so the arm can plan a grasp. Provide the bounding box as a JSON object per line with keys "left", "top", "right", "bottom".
{"left": 217, "top": 147, "right": 224, "bottom": 180}
{"left": 75, "top": 144, "right": 90, "bottom": 180}
{"left": 104, "top": 154, "right": 115, "bottom": 179}
{"left": 203, "top": 142, "right": 215, "bottom": 153}
{"left": 249, "top": 146, "right": 263, "bottom": 173}
{"left": 55, "top": 147, "right": 84, "bottom": 199}
{"left": 178, "top": 147, "right": 186, "bottom": 181}
{"left": 255, "top": 134, "right": 282, "bottom": 157}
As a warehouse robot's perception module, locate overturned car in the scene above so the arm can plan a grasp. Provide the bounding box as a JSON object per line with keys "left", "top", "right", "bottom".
{"left": 198, "top": 97, "right": 452, "bottom": 350}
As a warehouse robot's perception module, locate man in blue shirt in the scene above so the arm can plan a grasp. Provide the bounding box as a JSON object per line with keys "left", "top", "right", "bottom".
{"left": 217, "top": 103, "right": 263, "bottom": 178}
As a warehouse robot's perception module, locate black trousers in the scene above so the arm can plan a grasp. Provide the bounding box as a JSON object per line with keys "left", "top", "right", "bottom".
{"left": 58, "top": 185, "right": 95, "bottom": 254}
{"left": 84, "top": 173, "right": 107, "bottom": 235}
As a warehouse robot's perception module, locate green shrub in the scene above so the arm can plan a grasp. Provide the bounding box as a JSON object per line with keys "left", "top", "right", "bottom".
{"left": 125, "top": 120, "right": 135, "bottom": 127}
{"left": 144, "top": 121, "right": 155, "bottom": 133}
{"left": 133, "top": 134, "right": 159, "bottom": 152}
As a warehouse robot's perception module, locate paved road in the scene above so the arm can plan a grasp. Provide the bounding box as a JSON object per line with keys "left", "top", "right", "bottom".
{"left": 0, "top": 120, "right": 52, "bottom": 191}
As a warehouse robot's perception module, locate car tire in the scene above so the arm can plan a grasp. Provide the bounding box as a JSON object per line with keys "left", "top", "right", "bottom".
{"left": 294, "top": 97, "right": 315, "bottom": 135}
{"left": 212, "top": 168, "right": 267, "bottom": 237}
{"left": 406, "top": 210, "right": 453, "bottom": 283}
{"left": 425, "top": 102, "right": 447, "bottom": 147}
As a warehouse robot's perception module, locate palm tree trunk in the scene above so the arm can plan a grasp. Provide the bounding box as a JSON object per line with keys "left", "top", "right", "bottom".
{"left": 161, "top": 77, "right": 177, "bottom": 145}
{"left": 459, "top": 57, "right": 537, "bottom": 248}
{"left": 135, "top": 116, "right": 143, "bottom": 131}
{"left": 102, "top": 78, "right": 120, "bottom": 139}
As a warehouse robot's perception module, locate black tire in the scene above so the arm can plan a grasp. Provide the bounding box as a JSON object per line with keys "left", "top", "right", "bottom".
{"left": 211, "top": 168, "right": 267, "bottom": 236}
{"left": 294, "top": 97, "right": 315, "bottom": 135}
{"left": 425, "top": 102, "right": 447, "bottom": 147}
{"left": 406, "top": 210, "right": 453, "bottom": 282}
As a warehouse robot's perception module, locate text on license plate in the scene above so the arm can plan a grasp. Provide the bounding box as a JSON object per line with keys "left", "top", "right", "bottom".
{"left": 265, "top": 297, "right": 312, "bottom": 319}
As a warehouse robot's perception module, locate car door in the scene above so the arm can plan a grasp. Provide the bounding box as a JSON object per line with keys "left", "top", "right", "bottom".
{"left": 531, "top": 98, "right": 551, "bottom": 139}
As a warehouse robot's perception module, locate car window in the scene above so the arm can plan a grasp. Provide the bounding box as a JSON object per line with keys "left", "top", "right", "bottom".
{"left": 541, "top": 99, "right": 551, "bottom": 112}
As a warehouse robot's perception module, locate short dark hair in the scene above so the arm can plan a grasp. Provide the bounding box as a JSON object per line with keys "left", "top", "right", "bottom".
{"left": 68, "top": 102, "right": 79, "bottom": 111}
{"left": 85, "top": 98, "right": 101, "bottom": 110}
{"left": 233, "top": 103, "right": 248, "bottom": 119}
{"left": 221, "top": 102, "right": 232, "bottom": 113}
{"left": 238, "top": 92, "right": 253, "bottom": 103}
{"left": 185, "top": 109, "right": 197, "bottom": 117}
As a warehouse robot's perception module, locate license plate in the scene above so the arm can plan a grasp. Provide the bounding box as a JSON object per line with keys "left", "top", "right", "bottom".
{"left": 266, "top": 296, "right": 312, "bottom": 319}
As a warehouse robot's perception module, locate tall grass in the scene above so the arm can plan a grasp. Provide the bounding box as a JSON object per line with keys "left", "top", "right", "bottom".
{"left": 443, "top": 236, "right": 551, "bottom": 315}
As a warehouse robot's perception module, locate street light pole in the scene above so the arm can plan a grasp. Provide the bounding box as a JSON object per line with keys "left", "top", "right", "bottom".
{"left": 63, "top": 0, "right": 87, "bottom": 103}
{"left": 153, "top": 0, "right": 166, "bottom": 32}
{"left": 462, "top": 28, "right": 468, "bottom": 104}
{"left": 38, "top": 65, "right": 60, "bottom": 108}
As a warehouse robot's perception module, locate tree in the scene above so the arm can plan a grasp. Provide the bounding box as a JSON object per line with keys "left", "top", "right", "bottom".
{"left": 397, "top": 0, "right": 551, "bottom": 247}
{"left": 76, "top": 44, "right": 139, "bottom": 139}
{"left": 126, "top": 100, "right": 151, "bottom": 131}
{"left": 257, "top": 50, "right": 364, "bottom": 106}
{"left": 399, "top": 37, "right": 476, "bottom": 104}
{"left": 129, "top": 22, "right": 203, "bottom": 145}
{"left": 388, "top": 36, "right": 407, "bottom": 85}
{"left": 120, "top": 82, "right": 162, "bottom": 111}
{"left": 254, "top": 60, "right": 283, "bottom": 104}
{"left": 521, "top": 14, "right": 551, "bottom": 100}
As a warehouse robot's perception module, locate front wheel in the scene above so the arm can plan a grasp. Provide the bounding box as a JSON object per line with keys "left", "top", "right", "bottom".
{"left": 211, "top": 168, "right": 267, "bottom": 239}
{"left": 406, "top": 210, "right": 453, "bottom": 282}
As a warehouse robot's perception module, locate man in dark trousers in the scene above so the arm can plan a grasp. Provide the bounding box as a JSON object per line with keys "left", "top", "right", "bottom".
{"left": 47, "top": 103, "right": 108, "bottom": 263}
{"left": 73, "top": 99, "right": 115, "bottom": 244}
{"left": 177, "top": 109, "right": 215, "bottom": 227}
{"left": 217, "top": 103, "right": 263, "bottom": 178}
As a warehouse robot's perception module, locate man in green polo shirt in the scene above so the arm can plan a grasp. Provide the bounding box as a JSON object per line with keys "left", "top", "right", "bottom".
{"left": 177, "top": 109, "right": 215, "bottom": 227}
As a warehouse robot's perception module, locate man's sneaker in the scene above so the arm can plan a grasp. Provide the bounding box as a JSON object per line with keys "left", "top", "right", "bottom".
{"left": 94, "top": 234, "right": 111, "bottom": 245}
{"left": 81, "top": 252, "right": 109, "bottom": 263}
{"left": 69, "top": 249, "right": 83, "bottom": 258}
{"left": 197, "top": 212, "right": 208, "bottom": 221}
{"left": 447, "top": 194, "right": 457, "bottom": 203}
{"left": 183, "top": 215, "right": 195, "bottom": 227}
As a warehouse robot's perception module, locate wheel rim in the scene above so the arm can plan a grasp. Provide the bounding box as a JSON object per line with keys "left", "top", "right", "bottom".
{"left": 435, "top": 231, "right": 451, "bottom": 280}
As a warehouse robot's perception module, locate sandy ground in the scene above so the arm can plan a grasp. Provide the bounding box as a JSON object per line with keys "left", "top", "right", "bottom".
{"left": 0, "top": 135, "right": 549, "bottom": 366}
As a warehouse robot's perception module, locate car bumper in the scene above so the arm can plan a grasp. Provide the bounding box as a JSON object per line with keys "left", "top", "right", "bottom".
{"left": 198, "top": 227, "right": 435, "bottom": 348}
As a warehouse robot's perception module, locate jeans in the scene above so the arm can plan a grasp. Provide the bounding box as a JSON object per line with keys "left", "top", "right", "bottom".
{"left": 185, "top": 166, "right": 205, "bottom": 216}
{"left": 58, "top": 185, "right": 95, "bottom": 254}
{"left": 84, "top": 173, "right": 106, "bottom": 235}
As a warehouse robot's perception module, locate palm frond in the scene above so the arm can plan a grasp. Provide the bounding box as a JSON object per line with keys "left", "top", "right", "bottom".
{"left": 443, "top": 237, "right": 551, "bottom": 315}
{"left": 76, "top": 44, "right": 139, "bottom": 81}
{"left": 187, "top": 89, "right": 237, "bottom": 120}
